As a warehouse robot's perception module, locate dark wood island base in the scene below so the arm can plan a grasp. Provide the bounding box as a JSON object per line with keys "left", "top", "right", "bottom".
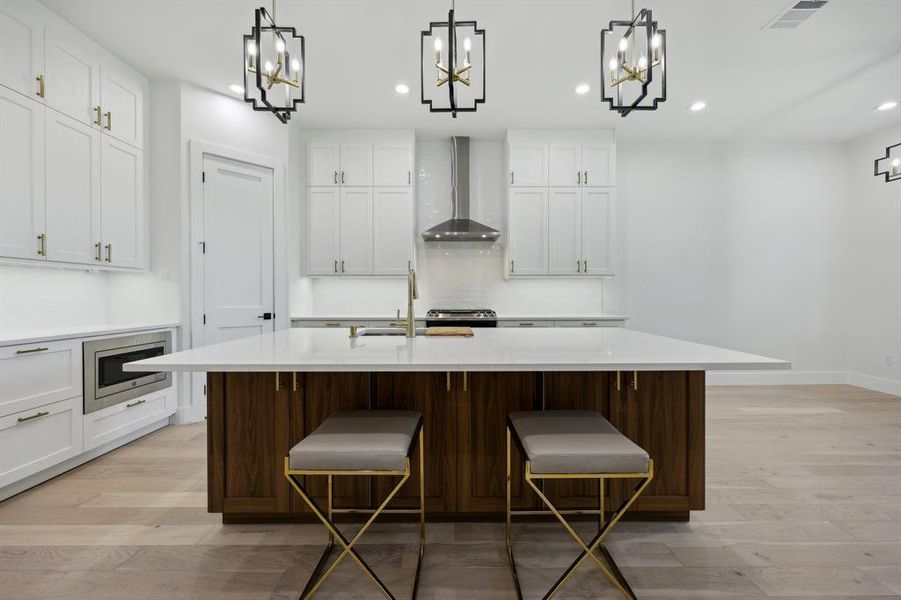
{"left": 207, "top": 370, "right": 705, "bottom": 522}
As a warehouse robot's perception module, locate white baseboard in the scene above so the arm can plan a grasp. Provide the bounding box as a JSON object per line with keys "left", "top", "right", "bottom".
{"left": 0, "top": 417, "right": 171, "bottom": 502}
{"left": 708, "top": 369, "right": 900, "bottom": 396}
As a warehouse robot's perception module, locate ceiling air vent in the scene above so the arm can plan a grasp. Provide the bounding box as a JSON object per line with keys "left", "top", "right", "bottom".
{"left": 764, "top": 0, "right": 829, "bottom": 30}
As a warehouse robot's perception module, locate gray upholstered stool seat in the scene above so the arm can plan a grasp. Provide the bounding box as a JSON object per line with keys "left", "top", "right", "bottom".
{"left": 508, "top": 410, "right": 649, "bottom": 474}
{"left": 289, "top": 410, "right": 422, "bottom": 472}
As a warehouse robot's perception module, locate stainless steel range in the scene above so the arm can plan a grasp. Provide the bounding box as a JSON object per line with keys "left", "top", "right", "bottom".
{"left": 83, "top": 331, "right": 172, "bottom": 414}
{"left": 426, "top": 309, "right": 498, "bottom": 328}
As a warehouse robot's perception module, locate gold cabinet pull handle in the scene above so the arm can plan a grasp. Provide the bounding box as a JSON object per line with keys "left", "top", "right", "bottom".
{"left": 333, "top": 170, "right": 338, "bottom": 184}
{"left": 463, "top": 371, "right": 468, "bottom": 392}
{"left": 16, "top": 346, "right": 48, "bottom": 354}
{"left": 333, "top": 259, "right": 338, "bottom": 273}
{"left": 340, "top": 260, "right": 345, "bottom": 273}
{"left": 446, "top": 372, "right": 451, "bottom": 392}
{"left": 94, "top": 106, "right": 102, "bottom": 126}
{"left": 18, "top": 411, "right": 49, "bottom": 423}
{"left": 583, "top": 259, "right": 588, "bottom": 272}
{"left": 341, "top": 171, "right": 345, "bottom": 184}
{"left": 126, "top": 399, "right": 146, "bottom": 408}
{"left": 275, "top": 372, "right": 280, "bottom": 391}
{"left": 577, "top": 259, "right": 582, "bottom": 273}
{"left": 325, "top": 322, "right": 341, "bottom": 327}
{"left": 632, "top": 371, "right": 639, "bottom": 391}
{"left": 584, "top": 171, "right": 588, "bottom": 184}
{"left": 37, "top": 233, "right": 46, "bottom": 256}
{"left": 95, "top": 242, "right": 102, "bottom": 261}
{"left": 292, "top": 372, "right": 299, "bottom": 392}
{"left": 577, "top": 171, "right": 581, "bottom": 185}
{"left": 510, "top": 260, "right": 515, "bottom": 273}
{"left": 583, "top": 322, "right": 598, "bottom": 327}
{"left": 616, "top": 371, "right": 622, "bottom": 391}
{"left": 105, "top": 243, "right": 112, "bottom": 262}
{"left": 408, "top": 170, "right": 411, "bottom": 185}
{"left": 35, "top": 74, "right": 44, "bottom": 98}
{"left": 519, "top": 322, "right": 534, "bottom": 327}
{"left": 104, "top": 111, "right": 111, "bottom": 131}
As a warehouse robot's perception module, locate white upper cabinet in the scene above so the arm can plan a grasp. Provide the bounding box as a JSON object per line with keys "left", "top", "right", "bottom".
{"left": 308, "top": 143, "right": 340, "bottom": 186}
{"left": 373, "top": 188, "right": 413, "bottom": 274}
{"left": 99, "top": 61, "right": 144, "bottom": 148}
{"left": 45, "top": 110, "right": 100, "bottom": 265}
{"left": 507, "top": 188, "right": 548, "bottom": 275}
{"left": 0, "top": 2, "right": 44, "bottom": 100}
{"left": 100, "top": 137, "right": 143, "bottom": 268}
{"left": 339, "top": 143, "right": 373, "bottom": 187}
{"left": 582, "top": 143, "right": 615, "bottom": 186}
{"left": 374, "top": 144, "right": 412, "bottom": 187}
{"left": 307, "top": 187, "right": 340, "bottom": 275}
{"left": 547, "top": 187, "right": 581, "bottom": 274}
{"left": 45, "top": 22, "right": 101, "bottom": 126}
{"left": 580, "top": 187, "right": 613, "bottom": 274}
{"left": 339, "top": 188, "right": 373, "bottom": 274}
{"left": 509, "top": 143, "right": 548, "bottom": 187}
{"left": 548, "top": 144, "right": 582, "bottom": 187}
{"left": 0, "top": 87, "right": 44, "bottom": 260}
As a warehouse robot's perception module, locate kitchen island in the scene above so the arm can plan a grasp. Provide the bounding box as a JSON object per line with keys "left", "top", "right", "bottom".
{"left": 128, "top": 327, "right": 788, "bottom": 522}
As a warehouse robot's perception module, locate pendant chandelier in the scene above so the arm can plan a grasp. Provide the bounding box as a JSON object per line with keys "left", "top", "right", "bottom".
{"left": 420, "top": 0, "right": 486, "bottom": 118}
{"left": 242, "top": 0, "right": 305, "bottom": 124}
{"left": 874, "top": 143, "right": 901, "bottom": 183}
{"left": 600, "top": 0, "right": 666, "bottom": 117}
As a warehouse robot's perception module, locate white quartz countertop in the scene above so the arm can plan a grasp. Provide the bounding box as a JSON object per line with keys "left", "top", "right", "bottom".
{"left": 0, "top": 322, "right": 181, "bottom": 347}
{"left": 290, "top": 315, "right": 627, "bottom": 321}
{"left": 125, "top": 327, "right": 789, "bottom": 373}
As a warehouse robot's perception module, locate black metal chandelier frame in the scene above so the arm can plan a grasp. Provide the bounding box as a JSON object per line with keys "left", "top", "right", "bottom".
{"left": 600, "top": 8, "right": 666, "bottom": 117}
{"left": 420, "top": 8, "right": 486, "bottom": 118}
{"left": 874, "top": 142, "right": 901, "bottom": 183}
{"left": 243, "top": 6, "right": 305, "bottom": 124}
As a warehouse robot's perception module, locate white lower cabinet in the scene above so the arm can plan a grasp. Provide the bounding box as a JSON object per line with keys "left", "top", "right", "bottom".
{"left": 0, "top": 396, "right": 83, "bottom": 489}
{"left": 0, "top": 339, "right": 82, "bottom": 418}
{"left": 83, "top": 388, "right": 174, "bottom": 451}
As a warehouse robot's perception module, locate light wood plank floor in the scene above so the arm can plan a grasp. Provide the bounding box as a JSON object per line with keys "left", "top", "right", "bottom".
{"left": 0, "top": 384, "right": 899, "bottom": 599}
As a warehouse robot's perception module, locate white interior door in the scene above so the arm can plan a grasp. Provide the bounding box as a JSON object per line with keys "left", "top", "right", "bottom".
{"left": 581, "top": 188, "right": 613, "bottom": 275}
{"left": 0, "top": 87, "right": 45, "bottom": 260}
{"left": 202, "top": 154, "right": 275, "bottom": 345}
{"left": 548, "top": 143, "right": 581, "bottom": 187}
{"left": 507, "top": 188, "right": 548, "bottom": 275}
{"left": 99, "top": 137, "right": 142, "bottom": 268}
{"left": 339, "top": 187, "right": 373, "bottom": 273}
{"left": 45, "top": 110, "right": 100, "bottom": 265}
{"left": 45, "top": 24, "right": 100, "bottom": 126}
{"left": 0, "top": 2, "right": 44, "bottom": 99}
{"left": 373, "top": 187, "right": 413, "bottom": 274}
{"left": 548, "top": 187, "right": 580, "bottom": 274}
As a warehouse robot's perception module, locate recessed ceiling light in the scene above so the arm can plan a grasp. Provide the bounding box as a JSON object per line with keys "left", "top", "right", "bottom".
{"left": 228, "top": 83, "right": 244, "bottom": 94}
{"left": 395, "top": 83, "right": 410, "bottom": 95}
{"left": 876, "top": 101, "right": 897, "bottom": 111}
{"left": 575, "top": 83, "right": 591, "bottom": 95}
{"left": 689, "top": 101, "right": 707, "bottom": 112}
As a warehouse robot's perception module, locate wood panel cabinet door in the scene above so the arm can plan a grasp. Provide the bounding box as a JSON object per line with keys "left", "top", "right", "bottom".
{"left": 0, "top": 87, "right": 45, "bottom": 260}
{"left": 507, "top": 188, "right": 547, "bottom": 275}
{"left": 308, "top": 143, "right": 339, "bottom": 186}
{"left": 547, "top": 187, "right": 580, "bottom": 274}
{"left": 374, "top": 143, "right": 412, "bottom": 187}
{"left": 548, "top": 143, "right": 581, "bottom": 187}
{"left": 582, "top": 143, "right": 615, "bottom": 186}
{"left": 306, "top": 187, "right": 340, "bottom": 275}
{"left": 616, "top": 371, "right": 705, "bottom": 514}
{"left": 339, "top": 142, "right": 373, "bottom": 187}
{"left": 100, "top": 136, "right": 143, "bottom": 268}
{"left": 0, "top": 2, "right": 44, "bottom": 99}
{"left": 580, "top": 187, "right": 613, "bottom": 275}
{"left": 542, "top": 372, "right": 619, "bottom": 511}
{"left": 509, "top": 143, "right": 547, "bottom": 187}
{"left": 208, "top": 372, "right": 291, "bottom": 514}
{"left": 45, "top": 110, "right": 100, "bottom": 265}
{"left": 372, "top": 187, "right": 413, "bottom": 275}
{"left": 45, "top": 23, "right": 101, "bottom": 126}
{"left": 372, "top": 372, "right": 456, "bottom": 513}
{"left": 100, "top": 62, "right": 144, "bottom": 148}
{"left": 339, "top": 187, "right": 373, "bottom": 274}
{"left": 457, "top": 372, "right": 539, "bottom": 512}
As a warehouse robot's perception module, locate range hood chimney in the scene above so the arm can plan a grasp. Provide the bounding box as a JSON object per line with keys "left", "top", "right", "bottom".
{"left": 422, "top": 137, "right": 501, "bottom": 242}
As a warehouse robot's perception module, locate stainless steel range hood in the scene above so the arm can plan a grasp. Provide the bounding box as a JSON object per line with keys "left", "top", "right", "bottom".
{"left": 422, "top": 137, "right": 501, "bottom": 242}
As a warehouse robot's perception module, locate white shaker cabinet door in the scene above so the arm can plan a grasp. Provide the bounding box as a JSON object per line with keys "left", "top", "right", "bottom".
{"left": 374, "top": 144, "right": 412, "bottom": 187}
{"left": 580, "top": 188, "right": 614, "bottom": 275}
{"left": 508, "top": 143, "right": 547, "bottom": 187}
{"left": 100, "top": 62, "right": 144, "bottom": 148}
{"left": 373, "top": 187, "right": 413, "bottom": 275}
{"left": 307, "top": 187, "right": 340, "bottom": 275}
{"left": 45, "top": 23, "right": 101, "bottom": 126}
{"left": 0, "top": 87, "right": 45, "bottom": 260}
{"left": 339, "top": 187, "right": 373, "bottom": 274}
{"left": 547, "top": 187, "right": 580, "bottom": 274}
{"left": 339, "top": 143, "right": 373, "bottom": 187}
{"left": 45, "top": 111, "right": 100, "bottom": 265}
{"left": 100, "top": 137, "right": 143, "bottom": 268}
{"left": 0, "top": 1, "right": 44, "bottom": 100}
{"left": 581, "top": 143, "right": 615, "bottom": 186}
{"left": 308, "top": 143, "right": 339, "bottom": 186}
{"left": 548, "top": 143, "right": 581, "bottom": 187}
{"left": 507, "top": 188, "right": 547, "bottom": 275}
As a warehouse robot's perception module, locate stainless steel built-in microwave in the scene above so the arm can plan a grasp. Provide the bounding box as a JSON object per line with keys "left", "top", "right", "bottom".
{"left": 83, "top": 331, "right": 171, "bottom": 414}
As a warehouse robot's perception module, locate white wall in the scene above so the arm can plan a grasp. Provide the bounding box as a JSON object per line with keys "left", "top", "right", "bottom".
{"left": 845, "top": 128, "right": 901, "bottom": 394}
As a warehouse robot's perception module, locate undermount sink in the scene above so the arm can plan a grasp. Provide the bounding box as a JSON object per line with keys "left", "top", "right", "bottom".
{"left": 356, "top": 327, "right": 427, "bottom": 337}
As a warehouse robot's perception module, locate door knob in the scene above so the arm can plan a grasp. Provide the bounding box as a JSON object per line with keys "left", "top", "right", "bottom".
{"left": 257, "top": 312, "right": 273, "bottom": 320}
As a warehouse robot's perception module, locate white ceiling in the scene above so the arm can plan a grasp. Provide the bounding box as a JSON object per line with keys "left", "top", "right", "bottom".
{"left": 42, "top": 0, "right": 901, "bottom": 141}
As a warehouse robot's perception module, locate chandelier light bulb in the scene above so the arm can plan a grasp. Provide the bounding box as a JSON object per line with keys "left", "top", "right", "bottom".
{"left": 247, "top": 41, "right": 257, "bottom": 56}
{"left": 463, "top": 37, "right": 472, "bottom": 52}
{"left": 638, "top": 55, "right": 648, "bottom": 70}
{"left": 651, "top": 34, "right": 661, "bottom": 48}
{"left": 275, "top": 38, "right": 285, "bottom": 53}
{"left": 434, "top": 38, "right": 443, "bottom": 52}
{"left": 893, "top": 158, "right": 901, "bottom": 166}
{"left": 291, "top": 59, "right": 300, "bottom": 72}
{"left": 618, "top": 38, "right": 628, "bottom": 52}
{"left": 264, "top": 61, "right": 273, "bottom": 74}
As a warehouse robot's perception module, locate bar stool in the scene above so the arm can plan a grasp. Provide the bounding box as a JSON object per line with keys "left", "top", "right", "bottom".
{"left": 284, "top": 410, "right": 425, "bottom": 599}
{"left": 506, "top": 410, "right": 654, "bottom": 600}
